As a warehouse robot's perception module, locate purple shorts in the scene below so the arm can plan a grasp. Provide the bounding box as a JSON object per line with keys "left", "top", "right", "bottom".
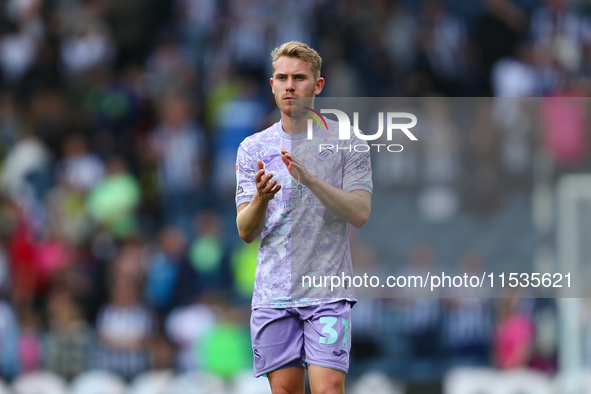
{"left": 250, "top": 301, "right": 352, "bottom": 378}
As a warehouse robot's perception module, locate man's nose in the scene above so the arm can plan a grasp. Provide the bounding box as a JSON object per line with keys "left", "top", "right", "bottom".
{"left": 285, "top": 77, "right": 295, "bottom": 91}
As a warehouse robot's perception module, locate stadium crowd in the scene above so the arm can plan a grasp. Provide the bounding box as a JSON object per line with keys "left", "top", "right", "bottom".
{"left": 0, "top": 0, "right": 590, "bottom": 389}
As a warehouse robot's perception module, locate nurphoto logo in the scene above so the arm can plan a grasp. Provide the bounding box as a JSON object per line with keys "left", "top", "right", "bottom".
{"left": 305, "top": 108, "right": 418, "bottom": 153}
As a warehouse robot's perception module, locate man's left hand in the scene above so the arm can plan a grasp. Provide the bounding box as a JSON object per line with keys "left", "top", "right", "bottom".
{"left": 281, "top": 148, "right": 313, "bottom": 186}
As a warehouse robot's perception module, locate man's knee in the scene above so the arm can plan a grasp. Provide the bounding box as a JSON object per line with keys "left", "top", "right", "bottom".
{"left": 311, "top": 379, "right": 344, "bottom": 394}
{"left": 271, "top": 386, "right": 301, "bottom": 394}
{"left": 268, "top": 367, "right": 305, "bottom": 394}
{"left": 308, "top": 365, "right": 345, "bottom": 394}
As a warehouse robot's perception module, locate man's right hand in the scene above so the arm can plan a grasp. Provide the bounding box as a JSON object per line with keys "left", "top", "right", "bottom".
{"left": 255, "top": 159, "right": 281, "bottom": 201}
{"left": 237, "top": 160, "right": 282, "bottom": 243}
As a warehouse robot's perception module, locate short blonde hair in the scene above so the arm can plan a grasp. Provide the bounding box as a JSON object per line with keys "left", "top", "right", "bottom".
{"left": 271, "top": 41, "right": 322, "bottom": 80}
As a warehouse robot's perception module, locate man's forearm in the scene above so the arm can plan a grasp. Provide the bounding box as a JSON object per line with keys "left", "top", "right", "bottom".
{"left": 306, "top": 177, "right": 370, "bottom": 228}
{"left": 237, "top": 196, "right": 269, "bottom": 243}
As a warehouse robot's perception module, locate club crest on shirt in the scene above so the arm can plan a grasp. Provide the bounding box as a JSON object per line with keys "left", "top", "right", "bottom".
{"left": 315, "top": 147, "right": 334, "bottom": 162}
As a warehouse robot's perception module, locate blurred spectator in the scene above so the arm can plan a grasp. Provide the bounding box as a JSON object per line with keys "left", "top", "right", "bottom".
{"left": 17, "top": 308, "right": 42, "bottom": 373}
{"left": 539, "top": 95, "right": 588, "bottom": 168}
{"left": 224, "top": 0, "right": 272, "bottom": 73}
{"left": 349, "top": 234, "right": 384, "bottom": 362}
{"left": 27, "top": 90, "right": 70, "bottom": 156}
{"left": 417, "top": 99, "right": 461, "bottom": 221}
{"left": 145, "top": 226, "right": 187, "bottom": 314}
{"left": 473, "top": 0, "right": 528, "bottom": 94}
{"left": 60, "top": 19, "right": 115, "bottom": 75}
{"left": 320, "top": 39, "right": 359, "bottom": 97}
{"left": 0, "top": 23, "right": 38, "bottom": 86}
{"left": 44, "top": 292, "right": 94, "bottom": 380}
{"left": 442, "top": 250, "right": 493, "bottom": 367}
{"left": 530, "top": 0, "right": 591, "bottom": 75}
{"left": 400, "top": 243, "right": 442, "bottom": 360}
{"left": 0, "top": 299, "right": 19, "bottom": 379}
{"left": 84, "top": 67, "right": 139, "bottom": 133}
{"left": 384, "top": 1, "right": 419, "bottom": 78}
{"left": 94, "top": 277, "right": 155, "bottom": 380}
{"left": 34, "top": 226, "right": 75, "bottom": 290}
{"left": 109, "top": 238, "right": 146, "bottom": 286}
{"left": 0, "top": 93, "right": 21, "bottom": 146}
{"left": 8, "top": 202, "right": 41, "bottom": 307}
{"left": 145, "top": 38, "right": 198, "bottom": 94}
{"left": 492, "top": 96, "right": 534, "bottom": 185}
{"left": 148, "top": 334, "right": 175, "bottom": 371}
{"left": 105, "top": 0, "right": 153, "bottom": 65}
{"left": 529, "top": 299, "right": 557, "bottom": 373}
{"left": 212, "top": 75, "right": 265, "bottom": 200}
{"left": 416, "top": 0, "right": 469, "bottom": 96}
{"left": 491, "top": 41, "right": 542, "bottom": 97}
{"left": 149, "top": 92, "right": 206, "bottom": 232}
{"left": 86, "top": 156, "right": 141, "bottom": 239}
{"left": 582, "top": 299, "right": 591, "bottom": 368}
{"left": 0, "top": 239, "right": 9, "bottom": 295}
{"left": 5, "top": 0, "right": 44, "bottom": 39}
{"left": 465, "top": 101, "right": 502, "bottom": 214}
{"left": 54, "top": 133, "right": 105, "bottom": 191}
{"left": 0, "top": 131, "right": 52, "bottom": 200}
{"left": 175, "top": 0, "right": 217, "bottom": 68}
{"left": 493, "top": 297, "right": 534, "bottom": 370}
{"left": 165, "top": 297, "right": 217, "bottom": 371}
{"left": 230, "top": 239, "right": 259, "bottom": 301}
{"left": 269, "top": 0, "right": 315, "bottom": 50}
{"left": 45, "top": 177, "right": 93, "bottom": 246}
{"left": 198, "top": 303, "right": 251, "bottom": 380}
{"left": 372, "top": 100, "right": 420, "bottom": 189}
{"left": 188, "top": 210, "right": 229, "bottom": 293}
{"left": 19, "top": 39, "right": 62, "bottom": 100}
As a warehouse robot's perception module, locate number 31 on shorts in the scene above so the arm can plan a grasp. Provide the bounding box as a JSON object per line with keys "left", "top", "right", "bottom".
{"left": 318, "top": 317, "right": 349, "bottom": 349}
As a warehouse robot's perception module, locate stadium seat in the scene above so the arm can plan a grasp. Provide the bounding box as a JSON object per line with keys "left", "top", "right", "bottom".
{"left": 12, "top": 371, "right": 70, "bottom": 394}
{"left": 443, "top": 367, "right": 497, "bottom": 394}
{"left": 0, "top": 378, "right": 10, "bottom": 394}
{"left": 70, "top": 370, "right": 127, "bottom": 394}
{"left": 348, "top": 371, "right": 404, "bottom": 394}
{"left": 495, "top": 369, "right": 552, "bottom": 394}
{"left": 230, "top": 370, "right": 271, "bottom": 394}
{"left": 553, "top": 371, "right": 591, "bottom": 394}
{"left": 168, "top": 371, "right": 229, "bottom": 394}
{"left": 128, "top": 370, "right": 175, "bottom": 394}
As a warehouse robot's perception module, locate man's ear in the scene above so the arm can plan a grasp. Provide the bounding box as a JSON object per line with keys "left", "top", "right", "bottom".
{"left": 270, "top": 77, "right": 274, "bottom": 94}
{"left": 314, "top": 77, "right": 325, "bottom": 95}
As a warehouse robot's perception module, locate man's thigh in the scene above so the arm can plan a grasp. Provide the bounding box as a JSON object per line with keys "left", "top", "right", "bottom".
{"left": 250, "top": 307, "right": 305, "bottom": 378}
{"left": 301, "top": 301, "right": 352, "bottom": 374}
{"left": 308, "top": 365, "right": 345, "bottom": 394}
{"left": 268, "top": 367, "right": 305, "bottom": 394}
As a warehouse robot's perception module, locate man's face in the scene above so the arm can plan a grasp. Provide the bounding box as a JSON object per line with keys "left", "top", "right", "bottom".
{"left": 270, "top": 56, "right": 324, "bottom": 117}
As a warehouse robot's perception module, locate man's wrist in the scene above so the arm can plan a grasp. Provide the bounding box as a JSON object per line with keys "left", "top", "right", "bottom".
{"left": 252, "top": 193, "right": 269, "bottom": 207}
{"left": 304, "top": 175, "right": 319, "bottom": 190}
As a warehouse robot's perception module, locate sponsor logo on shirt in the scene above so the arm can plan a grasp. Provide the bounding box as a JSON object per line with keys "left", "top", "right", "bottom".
{"left": 315, "top": 147, "right": 334, "bottom": 162}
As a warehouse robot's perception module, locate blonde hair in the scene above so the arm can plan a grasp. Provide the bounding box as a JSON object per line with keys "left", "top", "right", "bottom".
{"left": 271, "top": 41, "right": 322, "bottom": 80}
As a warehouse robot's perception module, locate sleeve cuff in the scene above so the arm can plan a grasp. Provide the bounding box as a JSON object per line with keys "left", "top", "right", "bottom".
{"left": 236, "top": 196, "right": 254, "bottom": 207}
{"left": 343, "top": 185, "right": 373, "bottom": 194}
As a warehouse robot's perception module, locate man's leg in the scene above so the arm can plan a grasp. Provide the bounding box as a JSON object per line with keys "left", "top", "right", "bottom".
{"left": 301, "top": 301, "right": 352, "bottom": 394}
{"left": 268, "top": 366, "right": 305, "bottom": 394}
{"left": 251, "top": 308, "right": 305, "bottom": 393}
{"left": 308, "top": 365, "right": 345, "bottom": 394}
